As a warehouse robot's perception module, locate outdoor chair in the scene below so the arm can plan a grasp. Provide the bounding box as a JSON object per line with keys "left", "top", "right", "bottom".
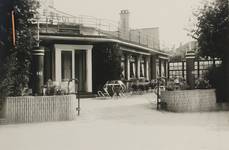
{"left": 97, "top": 85, "right": 111, "bottom": 97}
{"left": 97, "top": 80, "right": 127, "bottom": 98}
{"left": 116, "top": 80, "right": 126, "bottom": 96}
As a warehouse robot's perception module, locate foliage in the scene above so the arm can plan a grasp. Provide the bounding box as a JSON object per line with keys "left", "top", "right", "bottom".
{"left": 92, "top": 43, "right": 122, "bottom": 92}
{"left": 166, "top": 77, "right": 190, "bottom": 91}
{"left": 43, "top": 79, "right": 68, "bottom": 96}
{"left": 192, "top": 0, "right": 229, "bottom": 58}
{"left": 206, "top": 66, "right": 226, "bottom": 102}
{"left": 0, "top": 0, "right": 39, "bottom": 97}
{"left": 192, "top": 0, "right": 229, "bottom": 102}
{"left": 195, "top": 77, "right": 211, "bottom": 89}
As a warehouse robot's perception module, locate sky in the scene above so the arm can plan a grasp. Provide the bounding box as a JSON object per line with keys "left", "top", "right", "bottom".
{"left": 45, "top": 0, "right": 212, "bottom": 49}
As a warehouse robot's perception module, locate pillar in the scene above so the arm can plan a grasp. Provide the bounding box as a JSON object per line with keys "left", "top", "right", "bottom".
{"left": 159, "top": 58, "right": 162, "bottom": 77}
{"left": 125, "top": 54, "right": 130, "bottom": 80}
{"left": 151, "top": 55, "right": 157, "bottom": 79}
{"left": 32, "top": 47, "right": 44, "bottom": 95}
{"left": 146, "top": 56, "right": 150, "bottom": 80}
{"left": 185, "top": 50, "right": 195, "bottom": 89}
{"left": 164, "top": 60, "right": 168, "bottom": 78}
{"left": 137, "top": 55, "right": 141, "bottom": 78}
{"left": 86, "top": 49, "right": 92, "bottom": 92}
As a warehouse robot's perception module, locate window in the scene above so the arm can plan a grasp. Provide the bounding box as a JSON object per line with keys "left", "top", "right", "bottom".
{"left": 61, "top": 51, "right": 72, "bottom": 81}
{"left": 130, "top": 56, "right": 137, "bottom": 78}
{"left": 140, "top": 57, "right": 146, "bottom": 77}
{"left": 194, "top": 62, "right": 198, "bottom": 70}
{"left": 161, "top": 60, "right": 165, "bottom": 77}
{"left": 121, "top": 61, "right": 125, "bottom": 79}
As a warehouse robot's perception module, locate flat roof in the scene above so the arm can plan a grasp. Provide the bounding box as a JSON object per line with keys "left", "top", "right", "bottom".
{"left": 39, "top": 35, "right": 170, "bottom": 56}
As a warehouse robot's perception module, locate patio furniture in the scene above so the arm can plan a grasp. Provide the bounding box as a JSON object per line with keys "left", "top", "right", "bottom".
{"left": 131, "top": 81, "right": 150, "bottom": 94}
{"left": 97, "top": 84, "right": 111, "bottom": 97}
{"left": 97, "top": 80, "right": 126, "bottom": 98}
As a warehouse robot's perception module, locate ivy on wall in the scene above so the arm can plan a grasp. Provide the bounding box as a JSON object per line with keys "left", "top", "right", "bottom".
{"left": 92, "top": 42, "right": 122, "bottom": 93}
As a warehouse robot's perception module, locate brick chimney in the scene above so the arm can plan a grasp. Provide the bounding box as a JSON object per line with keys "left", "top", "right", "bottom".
{"left": 119, "top": 10, "right": 130, "bottom": 40}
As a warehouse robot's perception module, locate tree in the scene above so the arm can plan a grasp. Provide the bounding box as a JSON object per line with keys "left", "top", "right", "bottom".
{"left": 192, "top": 0, "right": 229, "bottom": 102}
{"left": 0, "top": 0, "right": 39, "bottom": 97}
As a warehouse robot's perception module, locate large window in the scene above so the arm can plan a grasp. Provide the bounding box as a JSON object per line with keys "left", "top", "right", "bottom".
{"left": 161, "top": 60, "right": 165, "bottom": 77}
{"left": 140, "top": 57, "right": 146, "bottom": 77}
{"left": 61, "top": 51, "right": 72, "bottom": 81}
{"left": 169, "top": 59, "right": 222, "bottom": 80}
{"left": 130, "top": 55, "right": 137, "bottom": 78}
{"left": 121, "top": 55, "right": 126, "bottom": 79}
{"left": 169, "top": 61, "right": 185, "bottom": 79}
{"left": 195, "top": 60, "right": 221, "bottom": 79}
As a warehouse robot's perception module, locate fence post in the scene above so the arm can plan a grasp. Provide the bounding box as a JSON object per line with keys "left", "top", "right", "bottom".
{"left": 185, "top": 50, "right": 195, "bottom": 89}
{"left": 32, "top": 47, "right": 45, "bottom": 95}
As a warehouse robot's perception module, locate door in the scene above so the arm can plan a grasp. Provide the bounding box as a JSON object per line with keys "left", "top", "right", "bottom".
{"left": 75, "top": 50, "right": 86, "bottom": 92}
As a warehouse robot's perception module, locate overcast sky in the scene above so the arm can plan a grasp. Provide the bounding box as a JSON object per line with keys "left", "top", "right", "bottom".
{"left": 49, "top": 0, "right": 212, "bottom": 49}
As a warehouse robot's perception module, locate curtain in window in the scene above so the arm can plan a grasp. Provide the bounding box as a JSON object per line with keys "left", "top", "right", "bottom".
{"left": 61, "top": 51, "right": 72, "bottom": 81}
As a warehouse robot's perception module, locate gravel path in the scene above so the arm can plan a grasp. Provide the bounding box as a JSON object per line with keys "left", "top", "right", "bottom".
{"left": 0, "top": 93, "right": 229, "bottom": 150}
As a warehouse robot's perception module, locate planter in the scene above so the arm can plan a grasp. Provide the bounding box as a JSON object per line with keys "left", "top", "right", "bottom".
{"left": 161, "top": 89, "right": 229, "bottom": 112}
{"left": 2, "top": 95, "right": 77, "bottom": 124}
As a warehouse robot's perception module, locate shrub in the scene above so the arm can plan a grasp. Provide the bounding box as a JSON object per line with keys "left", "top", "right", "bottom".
{"left": 195, "top": 78, "right": 211, "bottom": 89}
{"left": 166, "top": 77, "right": 190, "bottom": 91}
{"left": 44, "top": 80, "right": 67, "bottom": 96}
{"left": 206, "top": 66, "right": 225, "bottom": 102}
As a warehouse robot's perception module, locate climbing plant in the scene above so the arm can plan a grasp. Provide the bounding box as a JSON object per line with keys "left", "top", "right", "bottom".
{"left": 0, "top": 0, "right": 39, "bottom": 97}
{"left": 92, "top": 42, "right": 122, "bottom": 92}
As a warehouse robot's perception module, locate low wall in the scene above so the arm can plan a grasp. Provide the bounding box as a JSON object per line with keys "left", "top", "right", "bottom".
{"left": 161, "top": 89, "right": 229, "bottom": 112}
{"left": 3, "top": 95, "right": 77, "bottom": 124}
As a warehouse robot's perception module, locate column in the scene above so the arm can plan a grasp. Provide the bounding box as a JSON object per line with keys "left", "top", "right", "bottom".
{"left": 125, "top": 54, "right": 130, "bottom": 80}
{"left": 55, "top": 48, "right": 61, "bottom": 82}
{"left": 86, "top": 49, "right": 92, "bottom": 92}
{"left": 137, "top": 55, "right": 141, "bottom": 78}
{"left": 186, "top": 50, "right": 195, "bottom": 89}
{"left": 164, "top": 60, "right": 168, "bottom": 78}
{"left": 151, "top": 55, "right": 157, "bottom": 79}
{"left": 32, "top": 47, "right": 44, "bottom": 95}
{"left": 159, "top": 58, "right": 162, "bottom": 77}
{"left": 145, "top": 56, "right": 150, "bottom": 81}
{"left": 182, "top": 61, "right": 185, "bottom": 79}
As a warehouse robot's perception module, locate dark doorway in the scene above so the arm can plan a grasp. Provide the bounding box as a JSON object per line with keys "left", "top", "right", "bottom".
{"left": 75, "top": 50, "right": 86, "bottom": 92}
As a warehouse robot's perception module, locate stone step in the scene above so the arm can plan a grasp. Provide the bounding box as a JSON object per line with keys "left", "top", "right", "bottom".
{"left": 76, "top": 93, "right": 97, "bottom": 98}
{"left": 70, "top": 92, "right": 97, "bottom": 98}
{"left": 0, "top": 118, "right": 7, "bottom": 125}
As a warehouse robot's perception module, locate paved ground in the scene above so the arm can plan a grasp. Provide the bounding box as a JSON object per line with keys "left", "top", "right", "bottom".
{"left": 0, "top": 93, "right": 229, "bottom": 150}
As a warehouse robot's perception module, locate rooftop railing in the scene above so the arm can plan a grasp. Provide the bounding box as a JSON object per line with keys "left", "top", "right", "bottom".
{"left": 36, "top": 12, "right": 160, "bottom": 50}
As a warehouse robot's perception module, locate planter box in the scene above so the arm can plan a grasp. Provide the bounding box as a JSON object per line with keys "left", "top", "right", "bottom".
{"left": 161, "top": 89, "right": 229, "bottom": 112}
{"left": 2, "top": 95, "right": 77, "bottom": 124}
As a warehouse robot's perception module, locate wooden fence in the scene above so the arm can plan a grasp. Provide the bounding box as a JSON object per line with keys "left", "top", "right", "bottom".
{"left": 2, "top": 95, "right": 77, "bottom": 124}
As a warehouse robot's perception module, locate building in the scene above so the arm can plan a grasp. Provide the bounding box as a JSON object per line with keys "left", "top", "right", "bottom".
{"left": 168, "top": 41, "right": 222, "bottom": 81}
{"left": 32, "top": 7, "right": 170, "bottom": 95}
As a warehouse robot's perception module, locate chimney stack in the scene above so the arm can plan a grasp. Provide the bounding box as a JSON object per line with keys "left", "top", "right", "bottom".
{"left": 119, "top": 10, "right": 130, "bottom": 40}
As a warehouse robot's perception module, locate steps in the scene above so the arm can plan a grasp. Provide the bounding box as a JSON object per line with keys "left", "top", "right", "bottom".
{"left": 0, "top": 118, "right": 7, "bottom": 125}
{"left": 74, "top": 92, "right": 97, "bottom": 98}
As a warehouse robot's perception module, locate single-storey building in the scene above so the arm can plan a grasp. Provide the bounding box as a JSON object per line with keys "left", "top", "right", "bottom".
{"left": 32, "top": 10, "right": 170, "bottom": 95}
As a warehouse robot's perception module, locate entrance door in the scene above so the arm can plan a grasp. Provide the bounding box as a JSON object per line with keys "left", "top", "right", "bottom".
{"left": 75, "top": 50, "right": 86, "bottom": 92}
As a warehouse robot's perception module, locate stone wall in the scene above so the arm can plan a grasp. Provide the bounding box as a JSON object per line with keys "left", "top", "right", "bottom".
{"left": 2, "top": 95, "right": 77, "bottom": 124}
{"left": 161, "top": 89, "right": 229, "bottom": 112}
